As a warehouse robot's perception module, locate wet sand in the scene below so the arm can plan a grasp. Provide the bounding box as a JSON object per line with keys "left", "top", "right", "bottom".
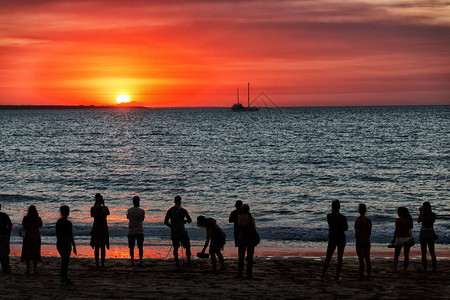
{"left": 1, "top": 255, "right": 449, "bottom": 299}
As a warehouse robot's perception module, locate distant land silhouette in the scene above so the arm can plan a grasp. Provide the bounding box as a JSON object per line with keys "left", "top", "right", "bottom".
{"left": 0, "top": 105, "right": 145, "bottom": 110}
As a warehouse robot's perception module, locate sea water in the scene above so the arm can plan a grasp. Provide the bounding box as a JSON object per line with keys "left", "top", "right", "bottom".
{"left": 0, "top": 106, "right": 449, "bottom": 249}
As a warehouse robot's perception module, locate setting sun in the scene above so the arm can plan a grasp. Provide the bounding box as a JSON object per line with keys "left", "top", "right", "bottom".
{"left": 116, "top": 94, "right": 130, "bottom": 104}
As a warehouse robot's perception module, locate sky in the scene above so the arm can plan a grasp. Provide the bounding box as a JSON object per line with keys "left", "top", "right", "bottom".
{"left": 1, "top": 0, "right": 449, "bottom": 107}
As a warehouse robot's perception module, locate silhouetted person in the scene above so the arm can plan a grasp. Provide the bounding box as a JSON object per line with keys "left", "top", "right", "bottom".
{"left": 0, "top": 204, "right": 12, "bottom": 274}
{"left": 418, "top": 202, "right": 437, "bottom": 273}
{"left": 236, "top": 204, "right": 259, "bottom": 279}
{"left": 90, "top": 193, "right": 110, "bottom": 268}
{"left": 393, "top": 207, "right": 413, "bottom": 273}
{"left": 127, "top": 196, "right": 145, "bottom": 267}
{"left": 197, "top": 216, "right": 226, "bottom": 271}
{"left": 56, "top": 205, "right": 77, "bottom": 285}
{"left": 229, "top": 200, "right": 243, "bottom": 247}
{"left": 21, "top": 205, "right": 43, "bottom": 274}
{"left": 318, "top": 200, "right": 348, "bottom": 282}
{"left": 164, "top": 196, "right": 192, "bottom": 267}
{"left": 354, "top": 203, "right": 372, "bottom": 281}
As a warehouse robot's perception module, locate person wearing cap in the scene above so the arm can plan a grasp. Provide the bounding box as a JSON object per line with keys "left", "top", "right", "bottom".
{"left": 229, "top": 200, "right": 243, "bottom": 247}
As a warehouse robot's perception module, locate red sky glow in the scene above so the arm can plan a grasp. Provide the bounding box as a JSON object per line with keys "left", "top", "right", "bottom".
{"left": 1, "top": 0, "right": 449, "bottom": 107}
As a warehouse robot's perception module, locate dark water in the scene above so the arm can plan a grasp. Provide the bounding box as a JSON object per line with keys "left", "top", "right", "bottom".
{"left": 0, "top": 106, "right": 449, "bottom": 247}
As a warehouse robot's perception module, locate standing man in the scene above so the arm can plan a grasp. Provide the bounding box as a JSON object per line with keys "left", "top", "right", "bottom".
{"left": 127, "top": 196, "right": 145, "bottom": 267}
{"left": 0, "top": 204, "right": 12, "bottom": 274}
{"left": 229, "top": 200, "right": 243, "bottom": 247}
{"left": 164, "top": 196, "right": 192, "bottom": 267}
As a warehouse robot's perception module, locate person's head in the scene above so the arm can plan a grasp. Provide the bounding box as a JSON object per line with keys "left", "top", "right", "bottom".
{"left": 358, "top": 203, "right": 366, "bottom": 215}
{"left": 60, "top": 205, "right": 70, "bottom": 218}
{"left": 422, "top": 201, "right": 432, "bottom": 214}
{"left": 235, "top": 200, "right": 243, "bottom": 209}
{"left": 27, "top": 205, "right": 38, "bottom": 218}
{"left": 397, "top": 206, "right": 412, "bottom": 223}
{"left": 174, "top": 195, "right": 182, "bottom": 206}
{"left": 95, "top": 193, "right": 104, "bottom": 205}
{"left": 242, "top": 204, "right": 250, "bottom": 214}
{"left": 133, "top": 196, "right": 140, "bottom": 207}
{"left": 197, "top": 215, "right": 206, "bottom": 227}
{"left": 332, "top": 200, "right": 340, "bottom": 212}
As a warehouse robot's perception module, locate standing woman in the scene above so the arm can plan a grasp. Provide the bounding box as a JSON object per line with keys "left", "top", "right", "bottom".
{"left": 393, "top": 206, "right": 413, "bottom": 273}
{"left": 56, "top": 205, "right": 77, "bottom": 284}
{"left": 417, "top": 202, "right": 437, "bottom": 272}
{"left": 90, "top": 193, "right": 110, "bottom": 268}
{"left": 354, "top": 203, "right": 372, "bottom": 281}
{"left": 236, "top": 204, "right": 259, "bottom": 279}
{"left": 318, "top": 200, "right": 348, "bottom": 282}
{"left": 21, "top": 205, "right": 43, "bottom": 274}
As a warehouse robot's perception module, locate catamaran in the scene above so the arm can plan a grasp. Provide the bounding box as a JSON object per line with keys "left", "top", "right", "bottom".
{"left": 231, "top": 82, "right": 258, "bottom": 111}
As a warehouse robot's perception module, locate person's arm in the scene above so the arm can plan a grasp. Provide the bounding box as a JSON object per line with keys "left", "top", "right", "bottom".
{"left": 69, "top": 222, "right": 77, "bottom": 255}
{"left": 142, "top": 210, "right": 145, "bottom": 222}
{"left": 164, "top": 211, "right": 171, "bottom": 228}
{"left": 229, "top": 211, "right": 235, "bottom": 223}
{"left": 105, "top": 206, "right": 110, "bottom": 216}
{"left": 90, "top": 207, "right": 95, "bottom": 218}
{"left": 126, "top": 209, "right": 129, "bottom": 220}
{"left": 342, "top": 215, "right": 348, "bottom": 231}
{"left": 354, "top": 219, "right": 359, "bottom": 238}
{"left": 201, "top": 226, "right": 212, "bottom": 253}
{"left": 368, "top": 218, "right": 372, "bottom": 238}
{"left": 185, "top": 210, "right": 192, "bottom": 224}
{"left": 39, "top": 217, "right": 43, "bottom": 228}
{"left": 7, "top": 215, "right": 12, "bottom": 235}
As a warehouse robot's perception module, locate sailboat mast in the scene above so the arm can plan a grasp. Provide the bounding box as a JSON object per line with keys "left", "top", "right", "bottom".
{"left": 247, "top": 82, "right": 250, "bottom": 108}
{"left": 237, "top": 88, "right": 240, "bottom": 104}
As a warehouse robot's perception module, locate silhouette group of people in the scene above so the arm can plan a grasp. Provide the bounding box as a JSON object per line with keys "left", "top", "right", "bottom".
{"left": 0, "top": 197, "right": 440, "bottom": 284}
{"left": 317, "top": 200, "right": 438, "bottom": 282}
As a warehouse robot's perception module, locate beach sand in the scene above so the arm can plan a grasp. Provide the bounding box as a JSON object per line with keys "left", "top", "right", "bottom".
{"left": 1, "top": 254, "right": 449, "bottom": 299}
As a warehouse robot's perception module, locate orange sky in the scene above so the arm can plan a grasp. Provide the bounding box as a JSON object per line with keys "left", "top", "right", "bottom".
{"left": 1, "top": 0, "right": 449, "bottom": 107}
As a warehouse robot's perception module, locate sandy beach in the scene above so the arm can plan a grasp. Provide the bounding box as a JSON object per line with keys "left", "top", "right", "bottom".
{"left": 1, "top": 254, "right": 449, "bottom": 299}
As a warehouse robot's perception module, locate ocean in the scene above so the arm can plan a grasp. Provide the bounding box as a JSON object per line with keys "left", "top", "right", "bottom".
{"left": 0, "top": 106, "right": 449, "bottom": 250}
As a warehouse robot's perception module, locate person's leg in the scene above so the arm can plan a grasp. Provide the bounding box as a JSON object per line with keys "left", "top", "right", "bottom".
{"left": 33, "top": 260, "right": 38, "bottom": 273}
{"left": 428, "top": 241, "right": 436, "bottom": 272}
{"left": 130, "top": 247, "right": 135, "bottom": 266}
{"left": 247, "top": 246, "right": 255, "bottom": 279}
{"left": 393, "top": 246, "right": 402, "bottom": 272}
{"left": 336, "top": 244, "right": 345, "bottom": 280}
{"left": 61, "top": 253, "right": 70, "bottom": 283}
{"left": 403, "top": 245, "right": 411, "bottom": 273}
{"left": 237, "top": 244, "right": 245, "bottom": 277}
{"left": 136, "top": 234, "right": 144, "bottom": 266}
{"left": 173, "top": 245, "right": 180, "bottom": 267}
{"left": 364, "top": 246, "right": 371, "bottom": 280}
{"left": 0, "top": 252, "right": 11, "bottom": 274}
{"left": 101, "top": 245, "right": 106, "bottom": 267}
{"left": 209, "top": 249, "right": 217, "bottom": 270}
{"left": 26, "top": 260, "right": 31, "bottom": 273}
{"left": 185, "top": 246, "right": 191, "bottom": 265}
{"left": 94, "top": 246, "right": 100, "bottom": 268}
{"left": 420, "top": 241, "right": 427, "bottom": 272}
{"left": 356, "top": 246, "right": 364, "bottom": 281}
{"left": 320, "top": 244, "right": 336, "bottom": 279}
{"left": 217, "top": 250, "right": 225, "bottom": 270}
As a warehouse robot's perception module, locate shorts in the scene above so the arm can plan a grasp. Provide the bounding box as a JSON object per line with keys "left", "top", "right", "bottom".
{"left": 128, "top": 234, "right": 144, "bottom": 249}
{"left": 171, "top": 233, "right": 190, "bottom": 249}
{"left": 420, "top": 229, "right": 436, "bottom": 243}
{"left": 328, "top": 236, "right": 346, "bottom": 247}
{"left": 395, "top": 237, "right": 411, "bottom": 247}
{"left": 355, "top": 237, "right": 371, "bottom": 249}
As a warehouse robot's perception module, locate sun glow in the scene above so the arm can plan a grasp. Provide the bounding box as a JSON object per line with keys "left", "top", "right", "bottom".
{"left": 116, "top": 94, "right": 130, "bottom": 104}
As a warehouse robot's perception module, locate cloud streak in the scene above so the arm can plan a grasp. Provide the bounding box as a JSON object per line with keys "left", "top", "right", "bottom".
{"left": 1, "top": 0, "right": 449, "bottom": 106}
